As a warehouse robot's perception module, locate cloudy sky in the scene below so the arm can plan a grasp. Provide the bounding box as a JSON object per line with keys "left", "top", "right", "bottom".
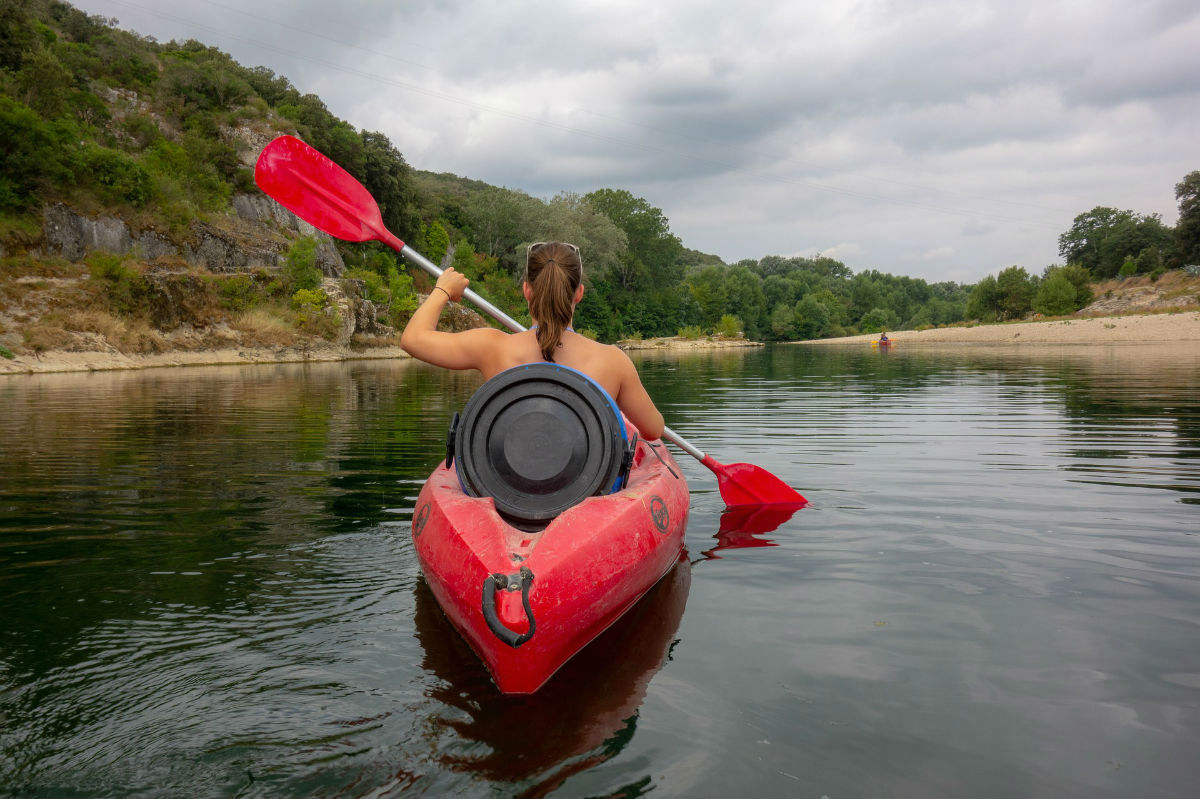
{"left": 73, "top": 0, "right": 1200, "bottom": 283}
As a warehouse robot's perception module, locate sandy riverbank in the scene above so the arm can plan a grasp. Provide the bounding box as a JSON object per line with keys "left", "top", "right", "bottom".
{"left": 0, "top": 335, "right": 761, "bottom": 375}
{"left": 803, "top": 310, "right": 1200, "bottom": 346}
{"left": 0, "top": 344, "right": 412, "bottom": 375}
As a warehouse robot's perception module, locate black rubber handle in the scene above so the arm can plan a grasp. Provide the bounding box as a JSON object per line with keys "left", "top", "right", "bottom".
{"left": 481, "top": 566, "right": 536, "bottom": 648}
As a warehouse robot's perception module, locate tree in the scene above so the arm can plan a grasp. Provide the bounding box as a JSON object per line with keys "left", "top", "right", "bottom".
{"left": 686, "top": 265, "right": 729, "bottom": 327}
{"left": 464, "top": 186, "right": 541, "bottom": 265}
{"left": 1033, "top": 271, "right": 1077, "bottom": 316}
{"left": 537, "top": 192, "right": 628, "bottom": 283}
{"left": 967, "top": 275, "right": 1000, "bottom": 322}
{"left": 422, "top": 220, "right": 451, "bottom": 267}
{"left": 361, "top": 130, "right": 418, "bottom": 244}
{"left": 768, "top": 302, "right": 796, "bottom": 340}
{"left": 995, "top": 266, "right": 1036, "bottom": 319}
{"left": 722, "top": 265, "right": 766, "bottom": 339}
{"left": 1098, "top": 214, "right": 1174, "bottom": 276}
{"left": 1058, "top": 207, "right": 1134, "bottom": 273}
{"left": 858, "top": 307, "right": 898, "bottom": 334}
{"left": 1175, "top": 170, "right": 1200, "bottom": 266}
{"left": 585, "top": 189, "right": 682, "bottom": 290}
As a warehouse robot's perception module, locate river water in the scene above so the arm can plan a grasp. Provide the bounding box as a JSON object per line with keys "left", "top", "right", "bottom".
{"left": 2, "top": 344, "right": 1198, "bottom": 797}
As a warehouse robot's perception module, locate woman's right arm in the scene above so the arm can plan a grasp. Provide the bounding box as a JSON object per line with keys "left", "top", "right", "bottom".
{"left": 614, "top": 351, "right": 664, "bottom": 440}
{"left": 400, "top": 268, "right": 502, "bottom": 371}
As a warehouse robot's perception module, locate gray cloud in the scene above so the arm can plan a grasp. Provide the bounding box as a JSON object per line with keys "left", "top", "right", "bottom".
{"left": 72, "top": 0, "right": 1200, "bottom": 283}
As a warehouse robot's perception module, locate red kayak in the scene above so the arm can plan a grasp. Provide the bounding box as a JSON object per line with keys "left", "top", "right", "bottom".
{"left": 412, "top": 435, "right": 689, "bottom": 693}
{"left": 409, "top": 363, "right": 689, "bottom": 694}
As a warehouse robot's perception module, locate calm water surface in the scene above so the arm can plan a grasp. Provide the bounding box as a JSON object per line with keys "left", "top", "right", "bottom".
{"left": 2, "top": 344, "right": 1198, "bottom": 797}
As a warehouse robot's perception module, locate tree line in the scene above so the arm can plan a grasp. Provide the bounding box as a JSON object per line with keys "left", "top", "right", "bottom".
{"left": 3, "top": 1, "right": 1197, "bottom": 342}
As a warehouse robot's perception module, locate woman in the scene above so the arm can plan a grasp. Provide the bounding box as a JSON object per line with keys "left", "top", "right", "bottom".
{"left": 400, "top": 241, "right": 665, "bottom": 440}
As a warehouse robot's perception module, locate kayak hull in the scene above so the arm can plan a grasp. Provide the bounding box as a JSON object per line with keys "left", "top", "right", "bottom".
{"left": 412, "top": 438, "right": 689, "bottom": 694}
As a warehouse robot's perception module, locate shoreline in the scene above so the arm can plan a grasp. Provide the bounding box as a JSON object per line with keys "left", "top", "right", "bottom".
{"left": 800, "top": 310, "right": 1200, "bottom": 346}
{"left": 5, "top": 311, "right": 1199, "bottom": 375}
{"left": 0, "top": 344, "right": 413, "bottom": 375}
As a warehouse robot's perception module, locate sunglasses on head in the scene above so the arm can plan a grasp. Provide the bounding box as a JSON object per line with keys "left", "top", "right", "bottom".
{"left": 526, "top": 241, "right": 580, "bottom": 258}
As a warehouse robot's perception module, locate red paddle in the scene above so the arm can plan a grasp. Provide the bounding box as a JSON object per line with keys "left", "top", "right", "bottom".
{"left": 255, "top": 135, "right": 807, "bottom": 508}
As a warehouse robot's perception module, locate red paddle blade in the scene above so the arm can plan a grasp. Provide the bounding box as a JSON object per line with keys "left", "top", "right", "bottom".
{"left": 701, "top": 456, "right": 808, "bottom": 508}
{"left": 254, "top": 135, "right": 401, "bottom": 248}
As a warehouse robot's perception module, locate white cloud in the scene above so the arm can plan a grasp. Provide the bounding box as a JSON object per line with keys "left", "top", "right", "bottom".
{"left": 910, "top": 247, "right": 956, "bottom": 261}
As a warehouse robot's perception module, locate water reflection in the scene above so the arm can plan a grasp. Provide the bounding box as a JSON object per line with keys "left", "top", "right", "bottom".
{"left": 1, "top": 344, "right": 1198, "bottom": 797}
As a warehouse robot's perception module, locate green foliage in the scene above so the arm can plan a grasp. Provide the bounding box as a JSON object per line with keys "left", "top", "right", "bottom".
{"left": 0, "top": 95, "right": 75, "bottom": 211}
{"left": 215, "top": 273, "right": 268, "bottom": 312}
{"left": 386, "top": 267, "right": 418, "bottom": 326}
{"left": 290, "top": 288, "right": 326, "bottom": 310}
{"left": 346, "top": 267, "right": 388, "bottom": 304}
{"left": 1033, "top": 271, "right": 1078, "bottom": 316}
{"left": 967, "top": 275, "right": 1000, "bottom": 322}
{"left": 282, "top": 237, "right": 322, "bottom": 292}
{"left": 86, "top": 251, "right": 148, "bottom": 315}
{"left": 81, "top": 146, "right": 154, "bottom": 207}
{"left": 715, "top": 314, "right": 742, "bottom": 337}
{"left": 677, "top": 325, "right": 705, "bottom": 340}
{"left": 686, "top": 265, "right": 729, "bottom": 327}
{"left": 585, "top": 188, "right": 682, "bottom": 290}
{"left": 1175, "top": 170, "right": 1200, "bottom": 267}
{"left": 1118, "top": 256, "right": 1137, "bottom": 278}
{"left": 769, "top": 303, "right": 796, "bottom": 340}
{"left": 995, "top": 266, "right": 1036, "bottom": 319}
{"left": 16, "top": 44, "right": 72, "bottom": 116}
{"left": 0, "top": 344, "right": 13, "bottom": 359}
{"left": 422, "top": 220, "right": 451, "bottom": 266}
{"left": 290, "top": 288, "right": 339, "bottom": 338}
{"left": 1135, "top": 247, "right": 1162, "bottom": 275}
{"left": 1059, "top": 206, "right": 1176, "bottom": 278}
{"left": 858, "top": 307, "right": 899, "bottom": 334}
{"left": 1037, "top": 265, "right": 1092, "bottom": 314}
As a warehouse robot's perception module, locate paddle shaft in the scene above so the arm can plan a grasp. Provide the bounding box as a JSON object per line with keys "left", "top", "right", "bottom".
{"left": 386, "top": 231, "right": 702, "bottom": 455}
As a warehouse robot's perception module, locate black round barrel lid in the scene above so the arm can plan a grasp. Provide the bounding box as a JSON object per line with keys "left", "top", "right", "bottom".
{"left": 455, "top": 363, "right": 626, "bottom": 526}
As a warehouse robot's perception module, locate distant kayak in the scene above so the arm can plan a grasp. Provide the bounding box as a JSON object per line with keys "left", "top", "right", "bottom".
{"left": 871, "top": 339, "right": 895, "bottom": 347}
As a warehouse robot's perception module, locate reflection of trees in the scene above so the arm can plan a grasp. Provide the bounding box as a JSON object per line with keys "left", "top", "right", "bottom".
{"left": 634, "top": 344, "right": 1199, "bottom": 505}
{"left": 0, "top": 361, "right": 482, "bottom": 678}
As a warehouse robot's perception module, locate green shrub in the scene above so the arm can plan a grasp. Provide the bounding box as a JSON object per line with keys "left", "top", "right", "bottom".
{"left": 215, "top": 273, "right": 266, "bottom": 312}
{"left": 282, "top": 237, "right": 322, "bottom": 292}
{"left": 346, "top": 267, "right": 388, "bottom": 304}
{"left": 86, "top": 252, "right": 148, "bottom": 315}
{"left": 81, "top": 146, "right": 154, "bottom": 207}
{"left": 291, "top": 287, "right": 327, "bottom": 311}
{"left": 715, "top": 314, "right": 742, "bottom": 337}
{"left": 379, "top": 274, "right": 419, "bottom": 328}
{"left": 1033, "top": 271, "right": 1078, "bottom": 316}
{"left": 677, "top": 325, "right": 705, "bottom": 340}
{"left": 291, "top": 288, "right": 339, "bottom": 338}
{"left": 1118, "top": 256, "right": 1137, "bottom": 278}
{"left": 1150, "top": 266, "right": 1166, "bottom": 282}
{"left": 0, "top": 344, "right": 14, "bottom": 359}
